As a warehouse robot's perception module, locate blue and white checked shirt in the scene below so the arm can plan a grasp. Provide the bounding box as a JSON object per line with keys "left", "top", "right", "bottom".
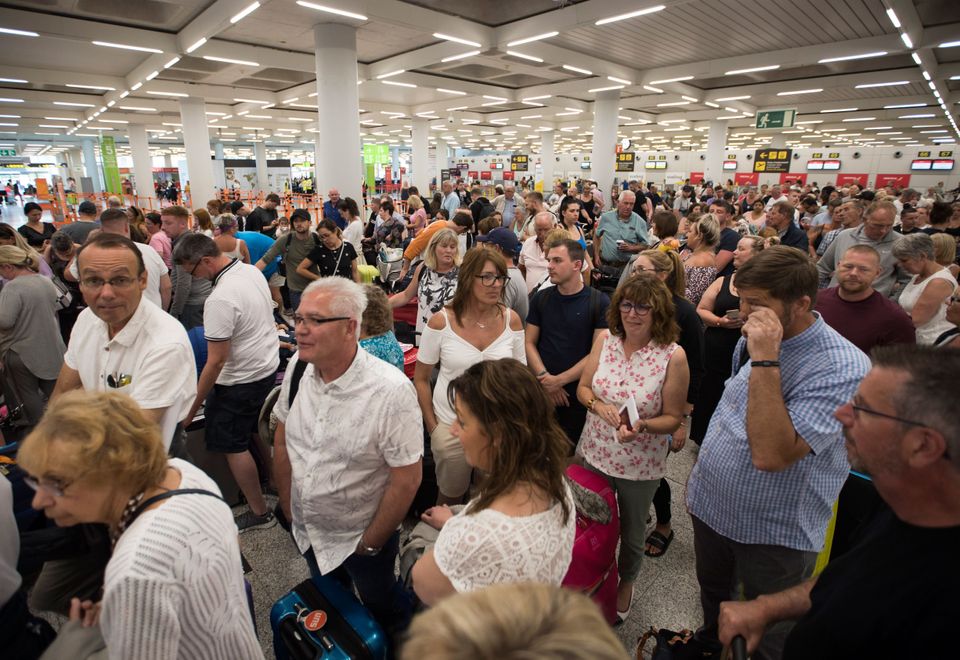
{"left": 686, "top": 314, "right": 870, "bottom": 552}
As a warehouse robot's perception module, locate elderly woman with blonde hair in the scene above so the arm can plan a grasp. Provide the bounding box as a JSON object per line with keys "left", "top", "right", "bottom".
{"left": 19, "top": 391, "right": 261, "bottom": 660}
{"left": 360, "top": 284, "right": 405, "bottom": 371}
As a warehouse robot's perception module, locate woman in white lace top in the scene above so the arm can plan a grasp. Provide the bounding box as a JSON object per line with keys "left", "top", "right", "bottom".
{"left": 411, "top": 358, "right": 576, "bottom": 605}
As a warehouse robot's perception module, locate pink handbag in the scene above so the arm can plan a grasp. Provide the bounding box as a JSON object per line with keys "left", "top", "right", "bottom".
{"left": 561, "top": 464, "right": 621, "bottom": 624}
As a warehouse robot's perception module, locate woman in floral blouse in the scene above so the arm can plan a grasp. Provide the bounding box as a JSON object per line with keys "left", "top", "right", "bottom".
{"left": 375, "top": 198, "right": 407, "bottom": 249}
{"left": 576, "top": 274, "right": 689, "bottom": 623}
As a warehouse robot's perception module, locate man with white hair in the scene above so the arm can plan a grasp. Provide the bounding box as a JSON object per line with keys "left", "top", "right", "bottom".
{"left": 493, "top": 183, "right": 519, "bottom": 229}
{"left": 273, "top": 277, "right": 423, "bottom": 636}
{"left": 441, "top": 180, "right": 460, "bottom": 219}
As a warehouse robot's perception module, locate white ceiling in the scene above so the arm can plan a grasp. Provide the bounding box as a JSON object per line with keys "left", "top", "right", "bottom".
{"left": 0, "top": 0, "right": 957, "bottom": 162}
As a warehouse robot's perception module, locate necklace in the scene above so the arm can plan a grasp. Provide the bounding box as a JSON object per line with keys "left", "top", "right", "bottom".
{"left": 111, "top": 490, "right": 146, "bottom": 546}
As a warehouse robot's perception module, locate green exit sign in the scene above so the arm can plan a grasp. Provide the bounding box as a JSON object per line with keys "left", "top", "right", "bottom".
{"left": 755, "top": 109, "right": 796, "bottom": 130}
{"left": 0, "top": 149, "right": 16, "bottom": 157}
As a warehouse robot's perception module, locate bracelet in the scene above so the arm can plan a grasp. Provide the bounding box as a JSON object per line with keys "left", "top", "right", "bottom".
{"left": 537, "top": 369, "right": 548, "bottom": 377}
{"left": 587, "top": 397, "right": 598, "bottom": 411}
{"left": 751, "top": 360, "right": 781, "bottom": 368}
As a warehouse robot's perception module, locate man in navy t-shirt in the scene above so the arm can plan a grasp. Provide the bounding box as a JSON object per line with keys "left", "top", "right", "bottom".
{"left": 525, "top": 238, "right": 609, "bottom": 447}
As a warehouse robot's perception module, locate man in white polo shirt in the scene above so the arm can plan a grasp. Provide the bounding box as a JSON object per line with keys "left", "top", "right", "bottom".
{"left": 65, "top": 208, "right": 170, "bottom": 311}
{"left": 174, "top": 233, "right": 280, "bottom": 532}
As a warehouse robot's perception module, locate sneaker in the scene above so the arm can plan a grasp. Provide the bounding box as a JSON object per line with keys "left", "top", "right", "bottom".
{"left": 235, "top": 509, "right": 277, "bottom": 533}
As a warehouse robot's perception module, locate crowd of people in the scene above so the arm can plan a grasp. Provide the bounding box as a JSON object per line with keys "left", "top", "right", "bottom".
{"left": 1, "top": 175, "right": 958, "bottom": 660}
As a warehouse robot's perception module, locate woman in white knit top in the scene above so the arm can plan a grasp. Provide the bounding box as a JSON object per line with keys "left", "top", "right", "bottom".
{"left": 19, "top": 391, "right": 261, "bottom": 660}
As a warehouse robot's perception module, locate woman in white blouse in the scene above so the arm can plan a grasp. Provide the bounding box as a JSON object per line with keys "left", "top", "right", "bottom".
{"left": 411, "top": 358, "right": 575, "bottom": 605}
{"left": 415, "top": 248, "right": 526, "bottom": 505}
{"left": 19, "top": 391, "right": 261, "bottom": 660}
{"left": 893, "top": 232, "right": 958, "bottom": 345}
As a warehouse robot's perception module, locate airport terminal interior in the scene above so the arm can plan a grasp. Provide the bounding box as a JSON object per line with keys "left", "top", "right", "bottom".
{"left": 1, "top": 1, "right": 959, "bottom": 659}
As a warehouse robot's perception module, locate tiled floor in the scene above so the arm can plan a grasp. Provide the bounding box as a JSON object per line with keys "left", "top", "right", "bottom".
{"left": 238, "top": 443, "right": 703, "bottom": 658}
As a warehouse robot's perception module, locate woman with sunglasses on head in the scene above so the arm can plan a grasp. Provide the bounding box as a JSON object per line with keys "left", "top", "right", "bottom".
{"left": 576, "top": 274, "right": 689, "bottom": 624}
{"left": 415, "top": 248, "right": 525, "bottom": 507}
{"left": 0, "top": 245, "right": 65, "bottom": 435}
{"left": 18, "top": 391, "right": 261, "bottom": 660}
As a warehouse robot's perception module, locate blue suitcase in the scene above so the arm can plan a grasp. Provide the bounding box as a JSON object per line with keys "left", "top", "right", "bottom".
{"left": 270, "top": 575, "right": 388, "bottom": 660}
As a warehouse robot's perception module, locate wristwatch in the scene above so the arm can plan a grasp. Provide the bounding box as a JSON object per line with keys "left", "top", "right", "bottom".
{"left": 356, "top": 538, "right": 382, "bottom": 556}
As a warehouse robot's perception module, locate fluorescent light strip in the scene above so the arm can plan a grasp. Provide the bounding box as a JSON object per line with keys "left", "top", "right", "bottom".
{"left": 657, "top": 101, "right": 689, "bottom": 107}
{"left": 441, "top": 51, "right": 480, "bottom": 63}
{"left": 92, "top": 41, "right": 162, "bottom": 54}
{"left": 506, "top": 31, "right": 558, "bottom": 47}
{"left": 185, "top": 38, "right": 207, "bottom": 53}
{"left": 506, "top": 50, "right": 544, "bottom": 63}
{"left": 884, "top": 103, "right": 925, "bottom": 109}
{"left": 649, "top": 76, "right": 693, "bottom": 84}
{"left": 130, "top": 82, "right": 143, "bottom": 91}
{"left": 642, "top": 85, "right": 664, "bottom": 93}
{"left": 588, "top": 85, "right": 624, "bottom": 94}
{"left": 818, "top": 51, "right": 888, "bottom": 63}
{"left": 940, "top": 40, "right": 960, "bottom": 48}
{"left": 842, "top": 117, "right": 875, "bottom": 122}
{"left": 234, "top": 98, "right": 271, "bottom": 104}
{"left": 53, "top": 101, "right": 92, "bottom": 107}
{"left": 145, "top": 71, "right": 159, "bottom": 81}
{"left": 899, "top": 113, "right": 934, "bottom": 119}
{"left": 119, "top": 106, "right": 156, "bottom": 111}
{"left": 376, "top": 70, "right": 404, "bottom": 79}
{"left": 725, "top": 64, "right": 779, "bottom": 75}
{"left": 295, "top": 2, "right": 368, "bottom": 21}
{"left": 704, "top": 101, "right": 719, "bottom": 108}
{"left": 433, "top": 33, "right": 481, "bottom": 48}
{"left": 563, "top": 64, "right": 593, "bottom": 75}
{"left": 203, "top": 56, "right": 259, "bottom": 66}
{"left": 0, "top": 27, "right": 38, "bottom": 37}
{"left": 596, "top": 4, "right": 666, "bottom": 25}
{"left": 147, "top": 91, "right": 188, "bottom": 97}
{"left": 231, "top": 2, "right": 261, "bottom": 23}
{"left": 854, "top": 80, "right": 909, "bottom": 88}
{"left": 0, "top": 77, "right": 27, "bottom": 83}
{"left": 164, "top": 57, "right": 181, "bottom": 69}
{"left": 607, "top": 76, "right": 632, "bottom": 85}
{"left": 821, "top": 107, "right": 857, "bottom": 113}
{"left": 901, "top": 33, "right": 913, "bottom": 48}
{"left": 777, "top": 88, "right": 821, "bottom": 95}
{"left": 436, "top": 88, "right": 466, "bottom": 95}
{"left": 382, "top": 80, "right": 416, "bottom": 88}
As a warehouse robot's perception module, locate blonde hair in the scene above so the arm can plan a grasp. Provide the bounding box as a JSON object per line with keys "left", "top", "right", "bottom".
{"left": 402, "top": 583, "right": 628, "bottom": 660}
{"left": 18, "top": 391, "right": 168, "bottom": 501}
{"left": 0, "top": 224, "right": 43, "bottom": 272}
{"left": 543, "top": 227, "right": 570, "bottom": 250}
{"left": 0, "top": 244, "right": 37, "bottom": 269}
{"left": 407, "top": 195, "right": 423, "bottom": 212}
{"left": 423, "top": 228, "right": 462, "bottom": 270}
{"left": 931, "top": 232, "right": 956, "bottom": 267}
{"left": 638, "top": 249, "right": 685, "bottom": 298}
{"left": 690, "top": 213, "right": 721, "bottom": 247}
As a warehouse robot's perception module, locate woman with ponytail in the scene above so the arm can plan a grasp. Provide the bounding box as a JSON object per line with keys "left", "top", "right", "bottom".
{"left": 0, "top": 245, "right": 66, "bottom": 432}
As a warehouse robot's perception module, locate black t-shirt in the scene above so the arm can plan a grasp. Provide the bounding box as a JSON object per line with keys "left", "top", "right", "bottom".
{"left": 18, "top": 222, "right": 56, "bottom": 248}
{"left": 305, "top": 241, "right": 357, "bottom": 279}
{"left": 527, "top": 286, "right": 609, "bottom": 390}
{"left": 784, "top": 508, "right": 959, "bottom": 660}
{"left": 632, "top": 193, "right": 648, "bottom": 220}
{"left": 715, "top": 227, "right": 740, "bottom": 277}
{"left": 673, "top": 294, "right": 704, "bottom": 404}
{"left": 245, "top": 206, "right": 277, "bottom": 234}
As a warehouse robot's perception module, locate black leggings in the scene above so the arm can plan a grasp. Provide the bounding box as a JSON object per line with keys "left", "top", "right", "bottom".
{"left": 652, "top": 477, "right": 671, "bottom": 525}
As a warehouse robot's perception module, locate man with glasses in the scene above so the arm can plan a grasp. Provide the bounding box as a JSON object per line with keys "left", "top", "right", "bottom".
{"left": 817, "top": 201, "right": 905, "bottom": 297}
{"left": 686, "top": 247, "right": 870, "bottom": 659}
{"left": 173, "top": 233, "right": 279, "bottom": 532}
{"left": 273, "top": 277, "right": 422, "bottom": 639}
{"left": 36, "top": 233, "right": 196, "bottom": 615}
{"left": 719, "top": 345, "right": 960, "bottom": 659}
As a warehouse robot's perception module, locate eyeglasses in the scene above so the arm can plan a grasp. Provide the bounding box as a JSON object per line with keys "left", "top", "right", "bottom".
{"left": 619, "top": 301, "right": 652, "bottom": 316}
{"left": 476, "top": 273, "right": 508, "bottom": 287}
{"left": 293, "top": 315, "right": 349, "bottom": 329}
{"left": 23, "top": 474, "right": 73, "bottom": 498}
{"left": 187, "top": 260, "right": 203, "bottom": 277}
{"left": 106, "top": 372, "right": 132, "bottom": 388}
{"left": 632, "top": 266, "right": 662, "bottom": 273}
{"left": 849, "top": 396, "right": 926, "bottom": 427}
{"left": 79, "top": 275, "right": 137, "bottom": 290}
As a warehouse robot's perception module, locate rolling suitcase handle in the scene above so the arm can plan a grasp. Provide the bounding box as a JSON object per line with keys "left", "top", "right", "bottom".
{"left": 731, "top": 635, "right": 747, "bottom": 660}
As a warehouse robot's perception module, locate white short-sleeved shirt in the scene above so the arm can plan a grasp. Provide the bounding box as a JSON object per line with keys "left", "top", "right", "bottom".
{"left": 203, "top": 259, "right": 280, "bottom": 385}
{"left": 274, "top": 348, "right": 423, "bottom": 574}
{"left": 70, "top": 241, "right": 166, "bottom": 309}
{"left": 433, "top": 485, "right": 576, "bottom": 593}
{"left": 103, "top": 459, "right": 261, "bottom": 660}
{"left": 417, "top": 309, "right": 526, "bottom": 426}
{"left": 64, "top": 299, "right": 197, "bottom": 449}
{"left": 519, "top": 236, "right": 548, "bottom": 293}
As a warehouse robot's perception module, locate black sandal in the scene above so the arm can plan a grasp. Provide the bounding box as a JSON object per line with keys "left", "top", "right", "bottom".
{"left": 644, "top": 530, "right": 675, "bottom": 557}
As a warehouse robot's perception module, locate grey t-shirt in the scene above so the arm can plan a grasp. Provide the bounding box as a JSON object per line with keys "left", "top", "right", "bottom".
{"left": 0, "top": 273, "right": 66, "bottom": 379}
{"left": 60, "top": 220, "right": 99, "bottom": 244}
{"left": 261, "top": 232, "right": 320, "bottom": 293}
{"left": 505, "top": 266, "right": 529, "bottom": 325}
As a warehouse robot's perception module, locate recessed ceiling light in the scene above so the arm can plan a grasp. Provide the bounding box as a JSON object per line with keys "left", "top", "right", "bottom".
{"left": 53, "top": 101, "right": 92, "bottom": 107}
{"left": 382, "top": 80, "right": 416, "bottom": 88}
{"left": 230, "top": 2, "right": 261, "bottom": 23}
{"left": 608, "top": 76, "right": 632, "bottom": 85}
{"left": 164, "top": 57, "right": 181, "bottom": 69}
{"left": 819, "top": 51, "right": 888, "bottom": 63}
{"left": 295, "top": 2, "right": 368, "bottom": 21}
{"left": 436, "top": 88, "right": 466, "bottom": 96}
{"left": 855, "top": 81, "right": 909, "bottom": 88}
{"left": 820, "top": 107, "right": 858, "bottom": 113}
{"left": 376, "top": 70, "right": 405, "bottom": 79}
{"left": 657, "top": 101, "right": 690, "bottom": 107}
{"left": 147, "top": 91, "right": 188, "bottom": 97}
{"left": 119, "top": 106, "right": 157, "bottom": 111}
{"left": 0, "top": 27, "right": 38, "bottom": 37}
{"left": 588, "top": 85, "right": 624, "bottom": 93}
{"left": 884, "top": 103, "right": 925, "bottom": 109}
{"left": 714, "top": 95, "right": 751, "bottom": 102}
{"left": 506, "top": 31, "right": 558, "bottom": 47}
{"left": 145, "top": 71, "right": 160, "bottom": 81}
{"left": 777, "top": 88, "right": 822, "bottom": 95}
{"left": 92, "top": 41, "right": 162, "bottom": 53}
{"left": 939, "top": 40, "right": 960, "bottom": 48}
{"left": 204, "top": 56, "right": 259, "bottom": 66}
{"left": 842, "top": 117, "right": 875, "bottom": 122}
{"left": 562, "top": 64, "right": 593, "bottom": 75}
{"left": 432, "top": 33, "right": 482, "bottom": 48}
{"left": 185, "top": 37, "right": 207, "bottom": 53}
{"left": 725, "top": 64, "right": 779, "bottom": 75}
{"left": 441, "top": 51, "right": 480, "bottom": 62}
{"left": 649, "top": 76, "right": 694, "bottom": 84}
{"left": 0, "top": 77, "right": 27, "bottom": 84}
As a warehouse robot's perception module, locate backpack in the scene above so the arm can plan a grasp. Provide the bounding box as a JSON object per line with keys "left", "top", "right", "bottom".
{"left": 258, "top": 359, "right": 309, "bottom": 445}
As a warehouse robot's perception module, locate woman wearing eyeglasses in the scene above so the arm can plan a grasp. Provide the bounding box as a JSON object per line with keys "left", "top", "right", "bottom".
{"left": 576, "top": 274, "right": 689, "bottom": 624}
{"left": 0, "top": 245, "right": 65, "bottom": 434}
{"left": 18, "top": 391, "right": 261, "bottom": 659}
{"left": 415, "top": 248, "right": 526, "bottom": 506}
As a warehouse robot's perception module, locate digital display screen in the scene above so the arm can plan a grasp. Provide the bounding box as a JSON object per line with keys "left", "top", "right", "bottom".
{"left": 806, "top": 160, "right": 823, "bottom": 170}
{"left": 910, "top": 160, "right": 932, "bottom": 170}
{"left": 580, "top": 162, "right": 591, "bottom": 170}
{"left": 932, "top": 159, "right": 954, "bottom": 170}
{"left": 822, "top": 160, "right": 841, "bottom": 170}
{"left": 489, "top": 162, "right": 504, "bottom": 170}
{"left": 722, "top": 160, "right": 737, "bottom": 170}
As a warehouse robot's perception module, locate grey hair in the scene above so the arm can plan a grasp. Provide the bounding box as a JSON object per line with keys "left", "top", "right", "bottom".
{"left": 302, "top": 277, "right": 368, "bottom": 340}
{"left": 216, "top": 213, "right": 238, "bottom": 231}
{"left": 870, "top": 345, "right": 960, "bottom": 471}
{"left": 172, "top": 232, "right": 220, "bottom": 265}
{"left": 892, "top": 232, "right": 935, "bottom": 261}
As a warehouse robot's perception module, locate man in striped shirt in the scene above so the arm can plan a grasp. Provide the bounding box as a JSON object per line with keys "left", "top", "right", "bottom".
{"left": 686, "top": 247, "right": 870, "bottom": 660}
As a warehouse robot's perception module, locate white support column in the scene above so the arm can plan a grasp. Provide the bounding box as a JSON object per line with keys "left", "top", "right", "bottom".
{"left": 81, "top": 139, "right": 103, "bottom": 193}
{"left": 179, "top": 97, "right": 215, "bottom": 205}
{"left": 66, "top": 149, "right": 84, "bottom": 183}
{"left": 540, "top": 130, "right": 555, "bottom": 192}
{"left": 590, "top": 89, "right": 620, "bottom": 200}
{"left": 163, "top": 155, "right": 173, "bottom": 168}
{"left": 254, "top": 141, "right": 269, "bottom": 191}
{"left": 412, "top": 118, "right": 430, "bottom": 195}
{"left": 313, "top": 23, "right": 362, "bottom": 203}
{"left": 214, "top": 142, "right": 225, "bottom": 160}
{"left": 704, "top": 120, "right": 728, "bottom": 186}
{"left": 128, "top": 124, "right": 156, "bottom": 208}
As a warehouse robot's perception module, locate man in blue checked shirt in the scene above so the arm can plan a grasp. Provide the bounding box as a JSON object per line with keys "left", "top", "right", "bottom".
{"left": 686, "top": 246, "right": 870, "bottom": 660}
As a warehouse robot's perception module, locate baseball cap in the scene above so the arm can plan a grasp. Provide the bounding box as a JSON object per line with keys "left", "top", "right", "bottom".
{"left": 476, "top": 227, "right": 520, "bottom": 256}
{"left": 78, "top": 200, "right": 97, "bottom": 215}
